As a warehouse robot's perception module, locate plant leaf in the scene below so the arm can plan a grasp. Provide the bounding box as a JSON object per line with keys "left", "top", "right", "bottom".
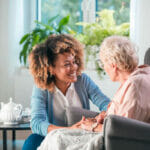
{"left": 35, "top": 20, "right": 54, "bottom": 30}
{"left": 19, "top": 40, "right": 30, "bottom": 64}
{"left": 48, "top": 15, "right": 59, "bottom": 24}
{"left": 19, "top": 33, "right": 30, "bottom": 44}
{"left": 57, "top": 15, "right": 70, "bottom": 33}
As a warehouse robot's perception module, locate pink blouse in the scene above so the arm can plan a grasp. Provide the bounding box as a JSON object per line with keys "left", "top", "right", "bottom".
{"left": 107, "top": 65, "right": 150, "bottom": 123}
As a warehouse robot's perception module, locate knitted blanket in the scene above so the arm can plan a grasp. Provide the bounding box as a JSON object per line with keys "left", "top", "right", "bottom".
{"left": 38, "top": 129, "right": 103, "bottom": 150}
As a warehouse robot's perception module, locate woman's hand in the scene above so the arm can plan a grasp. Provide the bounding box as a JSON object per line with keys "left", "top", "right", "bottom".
{"left": 70, "top": 116, "right": 86, "bottom": 129}
{"left": 95, "top": 111, "right": 106, "bottom": 124}
{"left": 48, "top": 116, "right": 87, "bottom": 133}
{"left": 80, "top": 118, "right": 97, "bottom": 131}
{"left": 80, "top": 119, "right": 103, "bottom": 132}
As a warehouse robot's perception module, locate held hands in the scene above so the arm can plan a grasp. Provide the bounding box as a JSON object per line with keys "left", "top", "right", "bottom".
{"left": 52, "top": 111, "right": 107, "bottom": 133}
{"left": 80, "top": 118, "right": 98, "bottom": 131}
{"left": 73, "top": 111, "right": 106, "bottom": 132}
{"left": 70, "top": 116, "right": 100, "bottom": 132}
{"left": 47, "top": 111, "right": 106, "bottom": 133}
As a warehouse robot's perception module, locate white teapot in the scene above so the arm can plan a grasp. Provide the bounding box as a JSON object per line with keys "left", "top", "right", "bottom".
{"left": 0, "top": 97, "right": 23, "bottom": 124}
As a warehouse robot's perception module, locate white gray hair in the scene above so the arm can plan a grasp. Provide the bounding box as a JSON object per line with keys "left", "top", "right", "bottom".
{"left": 100, "top": 35, "right": 139, "bottom": 72}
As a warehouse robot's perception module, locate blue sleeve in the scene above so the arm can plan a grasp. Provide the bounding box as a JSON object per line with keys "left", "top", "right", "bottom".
{"left": 30, "top": 85, "right": 50, "bottom": 136}
{"left": 81, "top": 73, "right": 110, "bottom": 111}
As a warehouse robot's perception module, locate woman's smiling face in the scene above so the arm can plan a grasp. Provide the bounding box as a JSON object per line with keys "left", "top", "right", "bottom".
{"left": 51, "top": 52, "right": 78, "bottom": 85}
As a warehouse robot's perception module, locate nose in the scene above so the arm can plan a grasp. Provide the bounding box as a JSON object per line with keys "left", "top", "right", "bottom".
{"left": 71, "top": 63, "right": 78, "bottom": 71}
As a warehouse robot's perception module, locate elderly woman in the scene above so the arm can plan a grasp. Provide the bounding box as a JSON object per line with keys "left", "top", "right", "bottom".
{"left": 82, "top": 35, "right": 150, "bottom": 131}
{"left": 99, "top": 35, "right": 150, "bottom": 122}
{"left": 37, "top": 35, "right": 150, "bottom": 150}
{"left": 22, "top": 34, "right": 110, "bottom": 150}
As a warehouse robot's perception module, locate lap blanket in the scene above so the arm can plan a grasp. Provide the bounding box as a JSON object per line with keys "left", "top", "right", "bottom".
{"left": 37, "top": 129, "right": 103, "bottom": 150}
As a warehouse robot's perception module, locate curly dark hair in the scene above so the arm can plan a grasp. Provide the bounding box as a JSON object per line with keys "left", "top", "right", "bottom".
{"left": 28, "top": 34, "right": 84, "bottom": 92}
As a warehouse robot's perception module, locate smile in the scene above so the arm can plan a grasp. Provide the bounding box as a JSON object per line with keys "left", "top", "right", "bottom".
{"left": 68, "top": 73, "right": 76, "bottom": 77}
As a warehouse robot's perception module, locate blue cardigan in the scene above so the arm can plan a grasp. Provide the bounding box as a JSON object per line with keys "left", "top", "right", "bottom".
{"left": 30, "top": 73, "right": 110, "bottom": 136}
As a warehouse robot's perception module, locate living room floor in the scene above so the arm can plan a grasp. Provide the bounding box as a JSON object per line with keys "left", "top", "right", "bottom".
{"left": 0, "top": 130, "right": 31, "bottom": 150}
{"left": 0, "top": 140, "right": 24, "bottom": 150}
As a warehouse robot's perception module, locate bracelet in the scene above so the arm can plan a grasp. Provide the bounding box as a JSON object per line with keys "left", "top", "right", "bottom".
{"left": 91, "top": 122, "right": 98, "bottom": 132}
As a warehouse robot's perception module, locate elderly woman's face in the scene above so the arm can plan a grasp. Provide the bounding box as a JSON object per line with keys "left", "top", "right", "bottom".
{"left": 51, "top": 52, "right": 78, "bottom": 84}
{"left": 100, "top": 53, "right": 117, "bottom": 82}
{"left": 103, "top": 62, "right": 117, "bottom": 82}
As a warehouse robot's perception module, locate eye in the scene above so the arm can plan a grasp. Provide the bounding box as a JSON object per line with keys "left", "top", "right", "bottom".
{"left": 64, "top": 63, "right": 71, "bottom": 67}
{"left": 74, "top": 59, "right": 79, "bottom": 65}
{"left": 73, "top": 60, "right": 77, "bottom": 64}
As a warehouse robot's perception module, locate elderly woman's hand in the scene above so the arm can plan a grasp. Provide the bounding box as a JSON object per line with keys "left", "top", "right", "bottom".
{"left": 70, "top": 116, "right": 103, "bottom": 132}
{"left": 80, "top": 119, "right": 103, "bottom": 132}
{"left": 95, "top": 111, "right": 106, "bottom": 124}
{"left": 79, "top": 118, "right": 97, "bottom": 131}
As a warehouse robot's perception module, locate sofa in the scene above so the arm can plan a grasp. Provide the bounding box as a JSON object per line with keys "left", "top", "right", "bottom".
{"left": 103, "top": 115, "right": 150, "bottom": 150}
{"left": 66, "top": 107, "right": 150, "bottom": 150}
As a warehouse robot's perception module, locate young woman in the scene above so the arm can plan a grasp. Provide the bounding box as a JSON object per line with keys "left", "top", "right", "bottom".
{"left": 22, "top": 34, "right": 110, "bottom": 150}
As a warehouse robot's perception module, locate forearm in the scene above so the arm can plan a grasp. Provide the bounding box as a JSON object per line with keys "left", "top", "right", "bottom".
{"left": 47, "top": 124, "right": 73, "bottom": 133}
{"left": 47, "top": 124, "right": 67, "bottom": 133}
{"left": 93, "top": 123, "right": 103, "bottom": 132}
{"left": 31, "top": 118, "right": 50, "bottom": 136}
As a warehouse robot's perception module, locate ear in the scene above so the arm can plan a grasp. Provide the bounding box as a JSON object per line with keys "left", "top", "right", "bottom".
{"left": 112, "top": 63, "right": 118, "bottom": 72}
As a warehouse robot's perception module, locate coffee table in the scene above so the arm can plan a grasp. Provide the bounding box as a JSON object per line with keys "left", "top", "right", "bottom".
{"left": 0, "top": 122, "right": 31, "bottom": 150}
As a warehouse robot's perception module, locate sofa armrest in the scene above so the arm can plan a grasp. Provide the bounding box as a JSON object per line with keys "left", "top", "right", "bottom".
{"left": 103, "top": 115, "right": 150, "bottom": 150}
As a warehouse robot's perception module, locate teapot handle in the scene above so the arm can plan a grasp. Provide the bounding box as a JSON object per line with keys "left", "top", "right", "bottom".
{"left": 14, "top": 104, "right": 23, "bottom": 121}
{"left": 15, "top": 104, "right": 22, "bottom": 114}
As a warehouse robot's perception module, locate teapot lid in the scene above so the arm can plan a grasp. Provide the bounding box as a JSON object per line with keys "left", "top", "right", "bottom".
{"left": 9, "top": 97, "right": 13, "bottom": 103}
{"left": 2, "top": 97, "right": 16, "bottom": 111}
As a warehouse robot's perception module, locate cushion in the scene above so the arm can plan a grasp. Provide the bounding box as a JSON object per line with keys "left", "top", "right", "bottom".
{"left": 66, "top": 106, "right": 99, "bottom": 126}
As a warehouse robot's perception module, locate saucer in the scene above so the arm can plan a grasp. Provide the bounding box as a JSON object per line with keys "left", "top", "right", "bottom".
{"left": 3, "top": 121, "right": 19, "bottom": 125}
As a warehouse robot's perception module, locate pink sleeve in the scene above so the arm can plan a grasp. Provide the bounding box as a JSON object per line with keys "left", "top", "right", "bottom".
{"left": 107, "top": 82, "right": 142, "bottom": 120}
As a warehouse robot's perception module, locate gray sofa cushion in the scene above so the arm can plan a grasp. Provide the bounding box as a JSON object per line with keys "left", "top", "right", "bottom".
{"left": 66, "top": 106, "right": 99, "bottom": 126}
{"left": 103, "top": 115, "right": 150, "bottom": 150}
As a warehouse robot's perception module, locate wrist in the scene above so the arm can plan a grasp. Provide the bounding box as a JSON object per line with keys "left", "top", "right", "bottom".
{"left": 48, "top": 124, "right": 64, "bottom": 133}
{"left": 91, "top": 122, "right": 98, "bottom": 132}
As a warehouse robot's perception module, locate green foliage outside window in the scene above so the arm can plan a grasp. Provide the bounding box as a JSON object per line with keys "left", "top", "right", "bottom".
{"left": 41, "top": 0, "right": 80, "bottom": 32}
{"left": 74, "top": 9, "right": 130, "bottom": 76}
{"left": 98, "top": 0, "right": 130, "bottom": 25}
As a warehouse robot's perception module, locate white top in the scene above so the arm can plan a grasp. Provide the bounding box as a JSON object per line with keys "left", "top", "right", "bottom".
{"left": 53, "top": 83, "right": 82, "bottom": 125}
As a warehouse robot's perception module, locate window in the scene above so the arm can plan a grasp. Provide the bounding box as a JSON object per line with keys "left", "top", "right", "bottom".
{"left": 38, "top": 0, "right": 82, "bottom": 31}
{"left": 38, "top": 0, "right": 130, "bottom": 31}
{"left": 97, "top": 0, "right": 130, "bottom": 24}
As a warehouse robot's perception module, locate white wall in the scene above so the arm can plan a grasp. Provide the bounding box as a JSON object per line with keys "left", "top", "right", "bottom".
{"left": 0, "top": 0, "right": 10, "bottom": 103}
{"left": 0, "top": 0, "right": 150, "bottom": 110}
{"left": 0, "top": 0, "right": 35, "bottom": 108}
{"left": 0, "top": 0, "right": 14, "bottom": 103}
{"left": 130, "top": 0, "right": 150, "bottom": 64}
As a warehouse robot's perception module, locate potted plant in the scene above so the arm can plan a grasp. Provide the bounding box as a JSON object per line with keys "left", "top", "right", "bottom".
{"left": 19, "top": 15, "right": 71, "bottom": 66}
{"left": 75, "top": 9, "right": 130, "bottom": 77}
